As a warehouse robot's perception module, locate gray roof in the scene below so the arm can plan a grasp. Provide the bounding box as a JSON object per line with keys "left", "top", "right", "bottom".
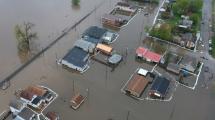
{"left": 17, "top": 107, "right": 35, "bottom": 120}
{"left": 180, "top": 19, "right": 193, "bottom": 28}
{"left": 180, "top": 55, "right": 198, "bottom": 72}
{"left": 74, "top": 39, "right": 96, "bottom": 53}
{"left": 108, "top": 54, "right": 122, "bottom": 64}
{"left": 9, "top": 99, "right": 25, "bottom": 110}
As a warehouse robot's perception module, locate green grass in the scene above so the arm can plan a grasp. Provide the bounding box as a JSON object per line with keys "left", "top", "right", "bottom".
{"left": 165, "top": 15, "right": 180, "bottom": 26}
{"left": 211, "top": 37, "right": 215, "bottom": 57}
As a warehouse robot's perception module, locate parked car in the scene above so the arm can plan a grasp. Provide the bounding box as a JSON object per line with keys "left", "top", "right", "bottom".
{"left": 209, "top": 47, "right": 212, "bottom": 52}
{"left": 209, "top": 39, "right": 212, "bottom": 44}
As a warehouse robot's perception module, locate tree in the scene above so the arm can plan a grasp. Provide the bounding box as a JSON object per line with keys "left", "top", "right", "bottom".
{"left": 15, "top": 22, "right": 37, "bottom": 52}
{"left": 172, "top": 0, "right": 190, "bottom": 15}
{"left": 189, "top": 0, "right": 203, "bottom": 13}
{"left": 150, "top": 23, "right": 173, "bottom": 41}
{"left": 190, "top": 13, "right": 200, "bottom": 26}
{"left": 72, "top": 0, "right": 80, "bottom": 6}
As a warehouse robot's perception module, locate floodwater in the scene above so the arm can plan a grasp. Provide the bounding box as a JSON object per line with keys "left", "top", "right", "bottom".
{"left": 0, "top": 0, "right": 215, "bottom": 120}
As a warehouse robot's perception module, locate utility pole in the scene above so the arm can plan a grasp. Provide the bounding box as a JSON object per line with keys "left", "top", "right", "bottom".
{"left": 73, "top": 79, "right": 75, "bottom": 94}
{"left": 126, "top": 111, "right": 130, "bottom": 120}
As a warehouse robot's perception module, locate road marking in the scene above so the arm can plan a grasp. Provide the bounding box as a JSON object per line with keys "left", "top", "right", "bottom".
{"left": 153, "top": 0, "right": 166, "bottom": 25}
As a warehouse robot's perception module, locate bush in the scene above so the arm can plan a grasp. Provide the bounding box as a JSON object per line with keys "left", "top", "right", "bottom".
{"left": 72, "top": 0, "right": 80, "bottom": 6}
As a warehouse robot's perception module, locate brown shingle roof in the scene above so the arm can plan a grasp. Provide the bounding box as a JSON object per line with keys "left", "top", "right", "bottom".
{"left": 20, "top": 90, "right": 35, "bottom": 101}
{"left": 26, "top": 86, "right": 47, "bottom": 97}
{"left": 71, "top": 94, "right": 84, "bottom": 105}
{"left": 126, "top": 73, "right": 149, "bottom": 97}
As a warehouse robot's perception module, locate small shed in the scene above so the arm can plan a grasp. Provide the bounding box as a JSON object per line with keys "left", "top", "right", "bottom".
{"left": 70, "top": 94, "right": 85, "bottom": 110}
{"left": 96, "top": 43, "right": 113, "bottom": 55}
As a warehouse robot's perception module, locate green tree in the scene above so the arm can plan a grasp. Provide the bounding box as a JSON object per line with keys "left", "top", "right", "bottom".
{"left": 189, "top": 0, "right": 203, "bottom": 13}
{"left": 72, "top": 0, "right": 80, "bottom": 6}
{"left": 150, "top": 23, "right": 173, "bottom": 41}
{"left": 15, "top": 22, "right": 37, "bottom": 52}
{"left": 190, "top": 13, "right": 200, "bottom": 26}
{"left": 172, "top": 0, "right": 190, "bottom": 15}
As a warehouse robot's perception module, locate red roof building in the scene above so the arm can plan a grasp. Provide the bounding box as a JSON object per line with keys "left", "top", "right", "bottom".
{"left": 136, "top": 47, "right": 161, "bottom": 63}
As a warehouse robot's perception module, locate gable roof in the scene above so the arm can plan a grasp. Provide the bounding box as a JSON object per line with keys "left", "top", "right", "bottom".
{"left": 82, "top": 26, "right": 107, "bottom": 39}
{"left": 126, "top": 73, "right": 149, "bottom": 97}
{"left": 136, "top": 47, "right": 161, "bottom": 63}
{"left": 74, "top": 39, "right": 96, "bottom": 53}
{"left": 17, "top": 107, "right": 35, "bottom": 120}
{"left": 150, "top": 76, "right": 170, "bottom": 96}
{"left": 26, "top": 86, "right": 47, "bottom": 97}
{"left": 20, "top": 90, "right": 35, "bottom": 101}
{"left": 62, "top": 46, "right": 89, "bottom": 68}
{"left": 9, "top": 99, "right": 25, "bottom": 110}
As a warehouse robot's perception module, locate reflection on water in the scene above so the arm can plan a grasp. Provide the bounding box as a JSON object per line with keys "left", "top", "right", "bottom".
{"left": 18, "top": 51, "right": 31, "bottom": 64}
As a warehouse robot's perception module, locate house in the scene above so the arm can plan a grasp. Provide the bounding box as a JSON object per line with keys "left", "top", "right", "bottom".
{"left": 26, "top": 86, "right": 47, "bottom": 97}
{"left": 178, "top": 17, "right": 193, "bottom": 29}
{"left": 61, "top": 46, "right": 90, "bottom": 73}
{"left": 115, "top": 2, "right": 137, "bottom": 16}
{"left": 125, "top": 68, "right": 149, "bottom": 98}
{"left": 136, "top": 47, "right": 162, "bottom": 63}
{"left": 31, "top": 96, "right": 44, "bottom": 108}
{"left": 20, "top": 90, "right": 36, "bottom": 103}
{"left": 82, "top": 35, "right": 103, "bottom": 45}
{"left": 70, "top": 94, "right": 85, "bottom": 110}
{"left": 82, "top": 26, "right": 107, "bottom": 40}
{"left": 9, "top": 99, "right": 26, "bottom": 116}
{"left": 14, "top": 107, "right": 38, "bottom": 120}
{"left": 46, "top": 112, "right": 59, "bottom": 120}
{"left": 42, "top": 91, "right": 54, "bottom": 103}
{"left": 101, "top": 31, "right": 118, "bottom": 44}
{"left": 149, "top": 76, "right": 170, "bottom": 98}
{"left": 96, "top": 43, "right": 113, "bottom": 55}
{"left": 102, "top": 14, "right": 125, "bottom": 28}
{"left": 74, "top": 39, "right": 96, "bottom": 53}
{"left": 167, "top": 63, "right": 181, "bottom": 74}
{"left": 180, "top": 55, "right": 198, "bottom": 73}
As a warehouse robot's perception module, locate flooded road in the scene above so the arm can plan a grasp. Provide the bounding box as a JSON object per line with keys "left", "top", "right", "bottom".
{"left": 0, "top": 0, "right": 215, "bottom": 120}
{"left": 0, "top": 0, "right": 110, "bottom": 79}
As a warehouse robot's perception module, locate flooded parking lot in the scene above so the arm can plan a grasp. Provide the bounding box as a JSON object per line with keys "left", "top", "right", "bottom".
{"left": 0, "top": 0, "right": 215, "bottom": 120}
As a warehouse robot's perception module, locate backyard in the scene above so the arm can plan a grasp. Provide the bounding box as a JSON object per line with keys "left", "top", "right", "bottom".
{"left": 149, "top": 0, "right": 203, "bottom": 50}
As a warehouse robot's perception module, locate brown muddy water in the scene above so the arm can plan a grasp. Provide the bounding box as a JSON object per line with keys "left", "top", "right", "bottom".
{"left": 0, "top": 0, "right": 215, "bottom": 120}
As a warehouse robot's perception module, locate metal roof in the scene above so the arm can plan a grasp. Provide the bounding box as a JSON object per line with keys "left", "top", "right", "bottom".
{"left": 82, "top": 26, "right": 107, "bottom": 39}
{"left": 62, "top": 47, "right": 89, "bottom": 68}
{"left": 150, "top": 76, "right": 170, "bottom": 96}
{"left": 74, "top": 39, "right": 96, "bottom": 53}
